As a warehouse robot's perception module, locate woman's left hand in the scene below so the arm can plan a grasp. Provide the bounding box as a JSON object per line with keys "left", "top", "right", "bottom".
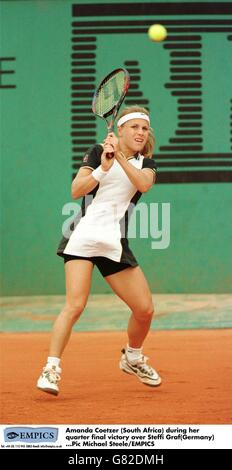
{"left": 103, "top": 132, "right": 119, "bottom": 155}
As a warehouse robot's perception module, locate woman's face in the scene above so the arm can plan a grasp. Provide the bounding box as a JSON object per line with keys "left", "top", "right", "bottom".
{"left": 118, "top": 118, "right": 149, "bottom": 155}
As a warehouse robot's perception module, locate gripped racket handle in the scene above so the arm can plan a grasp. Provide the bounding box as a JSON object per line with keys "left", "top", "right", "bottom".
{"left": 106, "top": 125, "right": 114, "bottom": 159}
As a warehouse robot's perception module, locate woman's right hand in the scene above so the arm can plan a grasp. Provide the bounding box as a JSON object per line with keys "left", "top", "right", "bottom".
{"left": 101, "top": 142, "right": 115, "bottom": 171}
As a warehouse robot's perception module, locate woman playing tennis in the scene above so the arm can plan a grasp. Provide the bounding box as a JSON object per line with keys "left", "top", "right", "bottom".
{"left": 37, "top": 106, "right": 161, "bottom": 395}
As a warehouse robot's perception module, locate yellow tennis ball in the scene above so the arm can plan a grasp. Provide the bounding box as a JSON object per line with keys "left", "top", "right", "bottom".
{"left": 148, "top": 24, "right": 167, "bottom": 42}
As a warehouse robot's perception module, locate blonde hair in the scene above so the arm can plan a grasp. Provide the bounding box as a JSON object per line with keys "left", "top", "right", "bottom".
{"left": 117, "top": 106, "right": 155, "bottom": 158}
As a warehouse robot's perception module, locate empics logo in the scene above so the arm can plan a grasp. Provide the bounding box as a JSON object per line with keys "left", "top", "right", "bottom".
{"left": 4, "top": 427, "right": 58, "bottom": 443}
{"left": 6, "top": 431, "right": 19, "bottom": 440}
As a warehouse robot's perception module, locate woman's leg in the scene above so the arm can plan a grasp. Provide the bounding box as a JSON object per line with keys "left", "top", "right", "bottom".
{"left": 49, "top": 259, "right": 94, "bottom": 357}
{"left": 105, "top": 266, "right": 154, "bottom": 348}
{"left": 105, "top": 266, "right": 161, "bottom": 386}
{"left": 37, "top": 260, "right": 94, "bottom": 395}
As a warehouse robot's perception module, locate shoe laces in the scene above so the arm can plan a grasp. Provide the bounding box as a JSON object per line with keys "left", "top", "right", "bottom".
{"left": 122, "top": 348, "right": 156, "bottom": 377}
{"left": 134, "top": 355, "right": 155, "bottom": 377}
{"left": 42, "top": 366, "right": 61, "bottom": 384}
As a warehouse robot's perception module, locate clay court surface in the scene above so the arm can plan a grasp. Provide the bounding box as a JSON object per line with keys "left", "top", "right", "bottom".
{"left": 1, "top": 329, "right": 232, "bottom": 425}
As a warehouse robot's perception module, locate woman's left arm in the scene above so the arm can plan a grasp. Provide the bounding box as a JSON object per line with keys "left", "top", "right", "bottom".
{"left": 104, "top": 132, "right": 156, "bottom": 192}
{"left": 116, "top": 152, "right": 155, "bottom": 192}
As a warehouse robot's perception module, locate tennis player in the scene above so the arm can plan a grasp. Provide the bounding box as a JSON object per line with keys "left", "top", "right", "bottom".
{"left": 37, "top": 106, "right": 162, "bottom": 395}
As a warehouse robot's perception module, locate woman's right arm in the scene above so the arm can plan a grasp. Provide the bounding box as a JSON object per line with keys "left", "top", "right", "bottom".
{"left": 71, "top": 142, "right": 115, "bottom": 199}
{"left": 71, "top": 168, "right": 99, "bottom": 199}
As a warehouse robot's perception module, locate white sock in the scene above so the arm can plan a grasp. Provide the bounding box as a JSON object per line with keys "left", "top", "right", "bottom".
{"left": 126, "top": 344, "right": 143, "bottom": 364}
{"left": 46, "top": 356, "right": 61, "bottom": 369}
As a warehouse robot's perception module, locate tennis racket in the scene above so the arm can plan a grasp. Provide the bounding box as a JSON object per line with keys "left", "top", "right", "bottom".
{"left": 92, "top": 67, "right": 130, "bottom": 158}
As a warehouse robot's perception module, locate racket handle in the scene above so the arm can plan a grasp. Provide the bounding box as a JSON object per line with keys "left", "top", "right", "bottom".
{"left": 106, "top": 151, "right": 114, "bottom": 159}
{"left": 106, "top": 126, "right": 114, "bottom": 158}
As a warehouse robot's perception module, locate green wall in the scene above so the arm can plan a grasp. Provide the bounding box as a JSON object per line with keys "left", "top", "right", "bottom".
{"left": 1, "top": 0, "right": 232, "bottom": 295}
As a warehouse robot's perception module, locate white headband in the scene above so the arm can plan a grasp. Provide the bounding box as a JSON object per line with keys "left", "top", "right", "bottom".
{"left": 117, "top": 112, "right": 150, "bottom": 127}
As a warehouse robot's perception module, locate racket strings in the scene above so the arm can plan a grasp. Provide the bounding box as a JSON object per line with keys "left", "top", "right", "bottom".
{"left": 95, "top": 71, "right": 125, "bottom": 117}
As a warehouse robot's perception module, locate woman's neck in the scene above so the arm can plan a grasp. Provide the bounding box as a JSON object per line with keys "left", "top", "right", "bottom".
{"left": 119, "top": 145, "right": 135, "bottom": 159}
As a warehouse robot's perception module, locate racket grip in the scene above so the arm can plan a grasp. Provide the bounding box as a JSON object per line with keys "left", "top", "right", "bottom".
{"left": 106, "top": 151, "right": 114, "bottom": 159}
{"left": 106, "top": 126, "right": 114, "bottom": 158}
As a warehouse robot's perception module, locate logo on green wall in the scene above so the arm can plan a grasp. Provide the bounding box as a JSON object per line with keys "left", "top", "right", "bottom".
{"left": 71, "top": 2, "right": 232, "bottom": 183}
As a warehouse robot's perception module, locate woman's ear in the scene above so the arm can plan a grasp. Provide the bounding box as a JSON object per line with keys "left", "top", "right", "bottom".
{"left": 117, "top": 126, "right": 122, "bottom": 137}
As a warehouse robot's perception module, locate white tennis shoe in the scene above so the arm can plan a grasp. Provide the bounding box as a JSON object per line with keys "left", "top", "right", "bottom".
{"left": 119, "top": 349, "right": 161, "bottom": 387}
{"left": 37, "top": 365, "right": 61, "bottom": 395}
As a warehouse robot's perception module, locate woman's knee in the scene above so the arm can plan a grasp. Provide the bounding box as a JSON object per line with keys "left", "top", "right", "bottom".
{"left": 133, "top": 302, "right": 154, "bottom": 323}
{"left": 63, "top": 299, "right": 86, "bottom": 323}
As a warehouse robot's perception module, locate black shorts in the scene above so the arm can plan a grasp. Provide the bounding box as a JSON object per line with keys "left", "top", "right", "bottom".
{"left": 63, "top": 254, "right": 138, "bottom": 277}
